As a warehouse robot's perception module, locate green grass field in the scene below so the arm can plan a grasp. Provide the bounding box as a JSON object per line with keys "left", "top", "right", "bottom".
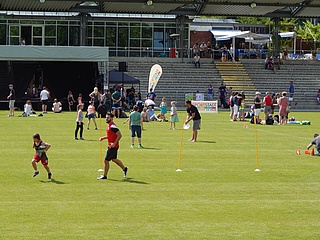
{"left": 0, "top": 110, "right": 320, "bottom": 240}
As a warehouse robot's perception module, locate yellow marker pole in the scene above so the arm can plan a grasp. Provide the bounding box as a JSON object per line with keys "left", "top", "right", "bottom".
{"left": 254, "top": 116, "right": 260, "bottom": 172}
{"left": 98, "top": 114, "right": 104, "bottom": 172}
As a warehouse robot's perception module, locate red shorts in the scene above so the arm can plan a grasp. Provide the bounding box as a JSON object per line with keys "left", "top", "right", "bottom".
{"left": 33, "top": 154, "right": 48, "bottom": 166}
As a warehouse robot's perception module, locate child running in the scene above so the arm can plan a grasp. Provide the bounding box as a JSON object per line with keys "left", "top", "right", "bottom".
{"left": 31, "top": 133, "right": 52, "bottom": 179}
{"left": 169, "top": 101, "right": 179, "bottom": 130}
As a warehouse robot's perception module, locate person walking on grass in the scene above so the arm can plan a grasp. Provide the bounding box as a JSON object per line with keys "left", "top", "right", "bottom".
{"left": 128, "top": 105, "right": 144, "bottom": 148}
{"left": 87, "top": 101, "right": 98, "bottom": 130}
{"left": 98, "top": 113, "right": 128, "bottom": 180}
{"left": 75, "top": 103, "right": 84, "bottom": 140}
{"left": 31, "top": 133, "right": 52, "bottom": 179}
{"left": 185, "top": 100, "right": 201, "bottom": 142}
{"left": 7, "top": 84, "right": 15, "bottom": 117}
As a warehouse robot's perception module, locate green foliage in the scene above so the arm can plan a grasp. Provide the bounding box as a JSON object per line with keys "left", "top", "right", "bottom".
{"left": 1, "top": 110, "right": 320, "bottom": 239}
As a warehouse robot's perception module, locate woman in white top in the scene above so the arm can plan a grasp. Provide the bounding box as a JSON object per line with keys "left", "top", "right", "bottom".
{"left": 23, "top": 100, "right": 33, "bottom": 116}
{"left": 52, "top": 98, "right": 62, "bottom": 113}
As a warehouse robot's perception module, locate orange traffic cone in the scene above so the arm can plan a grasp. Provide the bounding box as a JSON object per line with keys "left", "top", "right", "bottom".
{"left": 243, "top": 124, "right": 247, "bottom": 129}
{"left": 311, "top": 148, "right": 315, "bottom": 156}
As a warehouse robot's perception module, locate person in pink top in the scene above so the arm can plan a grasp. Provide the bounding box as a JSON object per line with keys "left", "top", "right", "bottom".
{"left": 278, "top": 91, "right": 289, "bottom": 125}
{"left": 87, "top": 101, "right": 98, "bottom": 130}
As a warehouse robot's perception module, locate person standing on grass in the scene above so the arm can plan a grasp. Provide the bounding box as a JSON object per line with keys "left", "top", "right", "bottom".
{"left": 31, "top": 133, "right": 52, "bottom": 179}
{"left": 97, "top": 113, "right": 128, "bottom": 180}
{"left": 169, "top": 101, "right": 179, "bottom": 130}
{"left": 87, "top": 101, "right": 98, "bottom": 130}
{"left": 128, "top": 105, "right": 144, "bottom": 148}
{"left": 263, "top": 92, "right": 273, "bottom": 120}
{"left": 7, "top": 84, "right": 15, "bottom": 117}
{"left": 67, "top": 91, "right": 75, "bottom": 111}
{"left": 185, "top": 100, "right": 201, "bottom": 142}
{"left": 278, "top": 91, "right": 289, "bottom": 125}
{"left": 40, "top": 86, "right": 50, "bottom": 114}
{"left": 253, "top": 91, "right": 262, "bottom": 120}
{"left": 75, "top": 103, "right": 84, "bottom": 140}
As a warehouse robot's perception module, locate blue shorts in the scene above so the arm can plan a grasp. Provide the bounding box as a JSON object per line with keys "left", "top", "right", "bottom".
{"left": 131, "top": 125, "right": 142, "bottom": 138}
{"left": 88, "top": 113, "right": 95, "bottom": 119}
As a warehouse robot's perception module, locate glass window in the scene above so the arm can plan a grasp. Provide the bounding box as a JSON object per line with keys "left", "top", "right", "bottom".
{"left": 142, "top": 27, "right": 152, "bottom": 38}
{"left": 106, "top": 22, "right": 116, "bottom": 27}
{"left": 87, "top": 25, "right": 93, "bottom": 37}
{"left": 130, "top": 27, "right": 140, "bottom": 39}
{"left": 70, "top": 21, "right": 80, "bottom": 25}
{"left": 118, "top": 22, "right": 128, "bottom": 26}
{"left": 10, "top": 26, "right": 19, "bottom": 36}
{"left": 20, "top": 20, "right": 32, "bottom": 24}
{"left": 57, "top": 26, "right": 68, "bottom": 46}
{"left": 33, "top": 26, "right": 42, "bottom": 37}
{"left": 8, "top": 20, "right": 19, "bottom": 24}
{"left": 57, "top": 21, "right": 67, "bottom": 25}
{"left": 94, "top": 39, "right": 104, "bottom": 46}
{"left": 130, "top": 39, "right": 140, "bottom": 47}
{"left": 45, "top": 21, "right": 56, "bottom": 25}
{"left": 94, "top": 26, "right": 104, "bottom": 38}
{"left": 94, "top": 22, "right": 104, "bottom": 26}
{"left": 118, "top": 27, "right": 128, "bottom": 47}
{"left": 45, "top": 38, "right": 56, "bottom": 46}
{"left": 0, "top": 25, "right": 6, "bottom": 45}
{"left": 142, "top": 39, "right": 152, "bottom": 47}
{"left": 130, "top": 23, "right": 140, "bottom": 27}
{"left": 69, "top": 26, "right": 80, "bottom": 46}
{"left": 106, "top": 27, "right": 116, "bottom": 46}
{"left": 154, "top": 28, "right": 164, "bottom": 50}
{"left": 154, "top": 23, "right": 164, "bottom": 27}
{"left": 10, "top": 37, "right": 19, "bottom": 45}
{"left": 45, "top": 25, "right": 56, "bottom": 37}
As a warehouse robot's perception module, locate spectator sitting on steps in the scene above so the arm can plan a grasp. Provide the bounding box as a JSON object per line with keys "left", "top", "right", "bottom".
{"left": 194, "top": 53, "right": 200, "bottom": 68}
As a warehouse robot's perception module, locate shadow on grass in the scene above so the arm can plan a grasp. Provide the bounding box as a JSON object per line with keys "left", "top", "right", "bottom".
{"left": 108, "top": 177, "right": 149, "bottom": 184}
{"left": 40, "top": 178, "right": 66, "bottom": 184}
{"left": 197, "top": 140, "right": 216, "bottom": 144}
{"left": 138, "top": 147, "right": 161, "bottom": 150}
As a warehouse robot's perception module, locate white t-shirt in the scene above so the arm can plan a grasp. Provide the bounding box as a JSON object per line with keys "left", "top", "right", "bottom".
{"left": 40, "top": 89, "right": 49, "bottom": 100}
{"left": 144, "top": 99, "right": 155, "bottom": 107}
{"left": 52, "top": 102, "right": 62, "bottom": 112}
{"left": 196, "top": 93, "right": 204, "bottom": 101}
{"left": 24, "top": 104, "right": 32, "bottom": 115}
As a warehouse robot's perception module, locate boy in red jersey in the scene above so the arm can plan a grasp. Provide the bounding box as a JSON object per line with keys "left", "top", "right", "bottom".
{"left": 97, "top": 113, "right": 128, "bottom": 180}
{"left": 31, "top": 133, "right": 52, "bottom": 179}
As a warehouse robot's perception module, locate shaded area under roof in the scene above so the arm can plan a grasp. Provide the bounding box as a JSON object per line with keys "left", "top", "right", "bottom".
{"left": 95, "top": 69, "right": 140, "bottom": 85}
{"left": 0, "top": 0, "right": 320, "bottom": 18}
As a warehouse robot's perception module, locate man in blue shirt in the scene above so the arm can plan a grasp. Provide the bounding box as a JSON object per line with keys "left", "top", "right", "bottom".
{"left": 289, "top": 81, "right": 294, "bottom": 99}
{"left": 147, "top": 88, "right": 156, "bottom": 102}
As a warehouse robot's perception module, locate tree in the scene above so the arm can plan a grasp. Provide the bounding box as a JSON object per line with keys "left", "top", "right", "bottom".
{"left": 295, "top": 20, "right": 320, "bottom": 51}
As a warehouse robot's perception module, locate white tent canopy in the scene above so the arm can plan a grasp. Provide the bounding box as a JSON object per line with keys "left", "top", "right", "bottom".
{"left": 211, "top": 30, "right": 270, "bottom": 42}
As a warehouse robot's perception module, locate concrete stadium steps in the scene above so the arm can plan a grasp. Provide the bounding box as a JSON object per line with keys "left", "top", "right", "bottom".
{"left": 241, "top": 59, "right": 320, "bottom": 110}
{"left": 215, "top": 61, "right": 256, "bottom": 101}
{"left": 109, "top": 57, "right": 223, "bottom": 107}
